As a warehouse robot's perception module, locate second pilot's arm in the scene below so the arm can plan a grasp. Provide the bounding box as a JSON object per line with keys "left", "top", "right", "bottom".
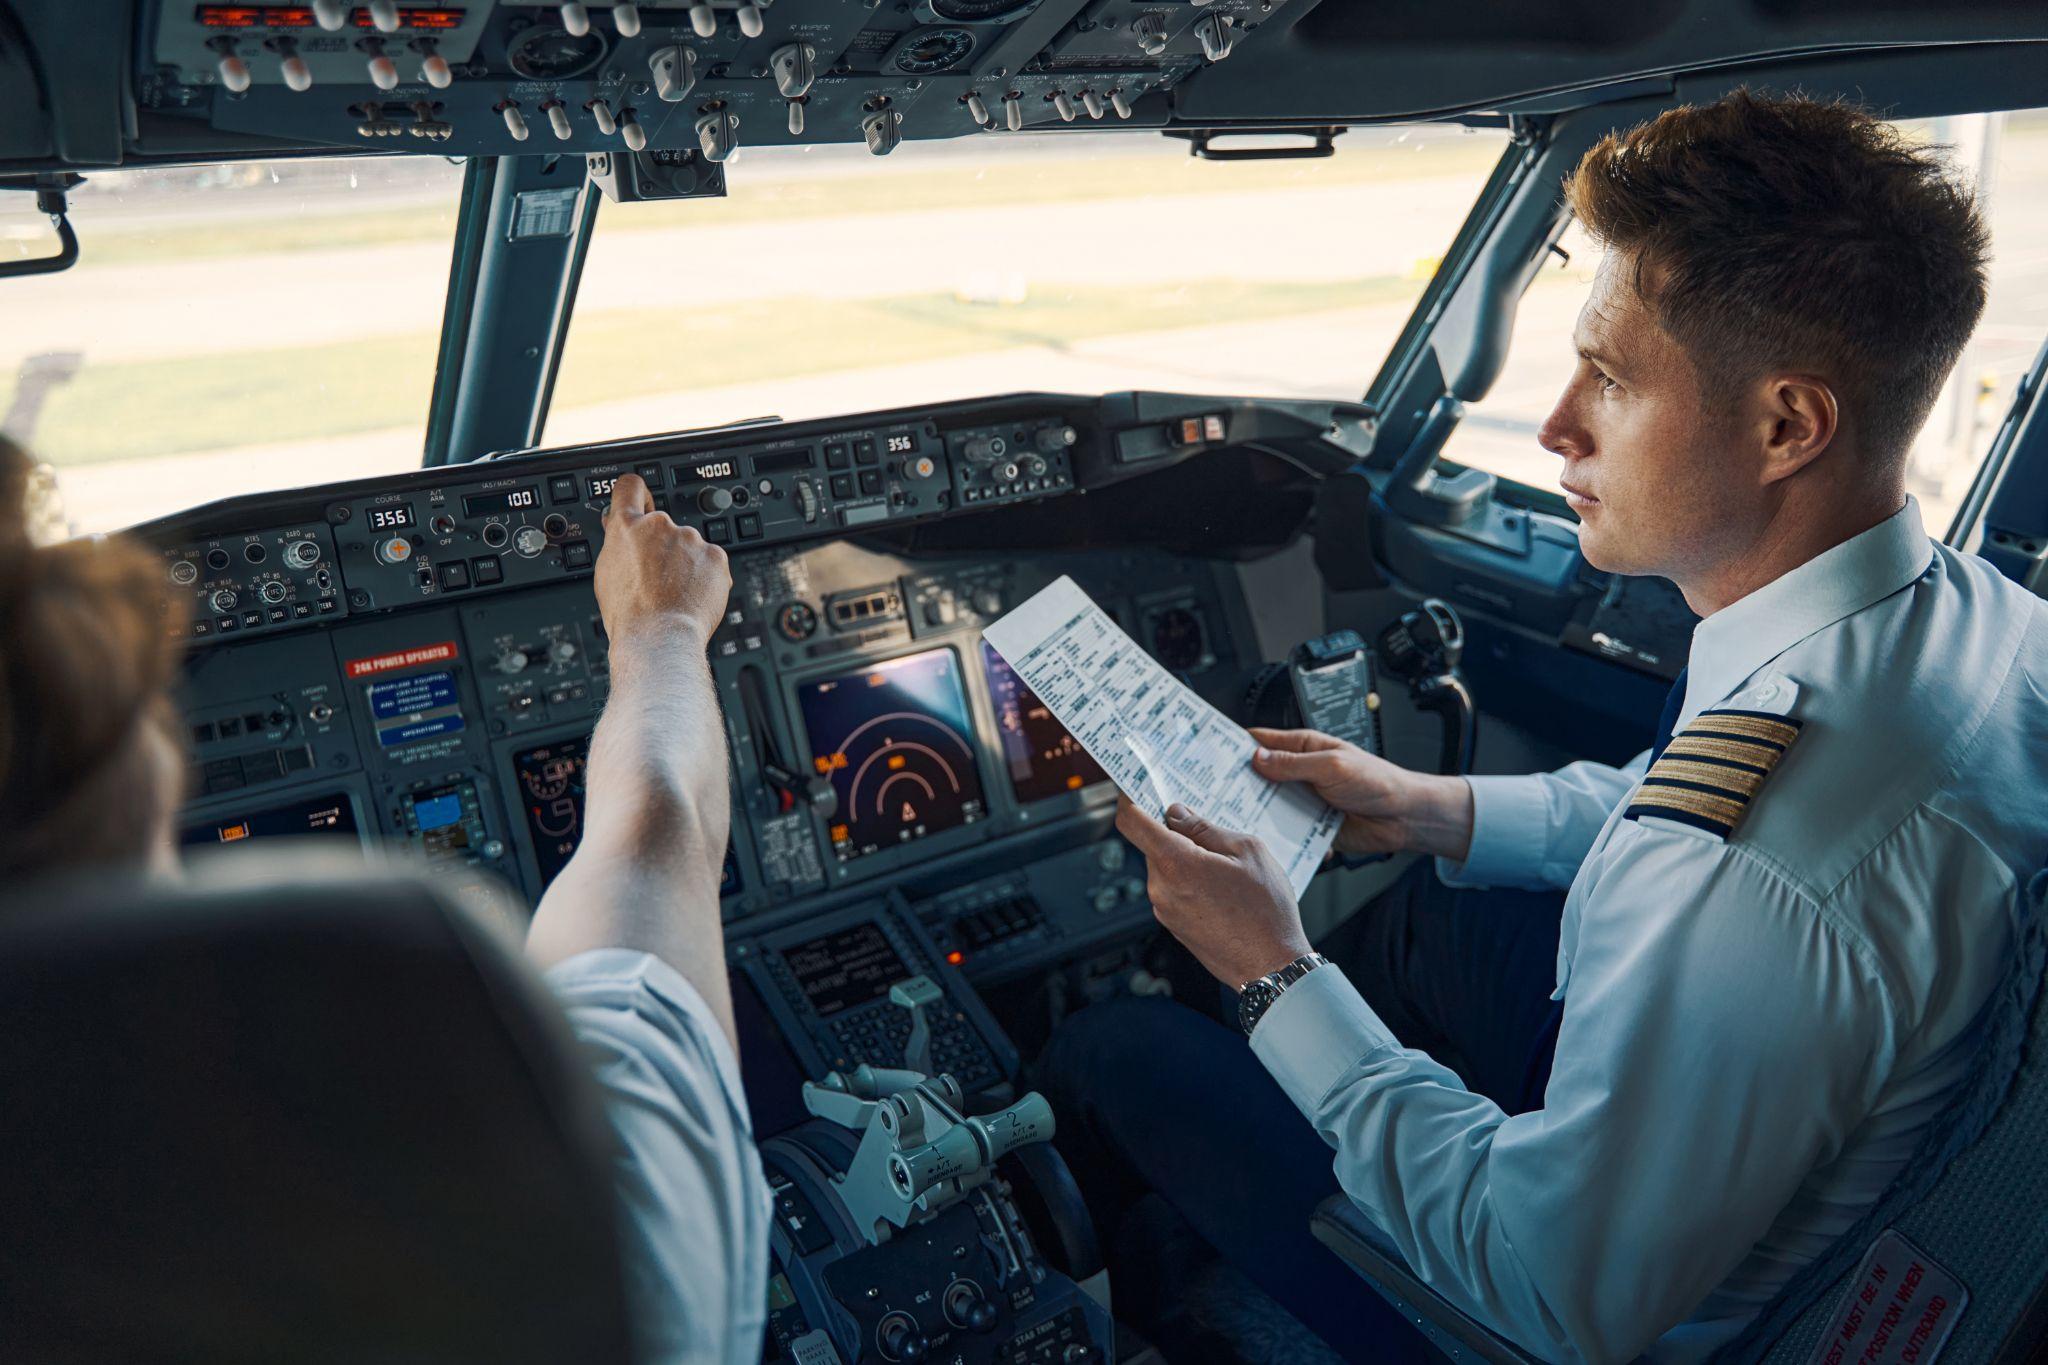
{"left": 525, "top": 474, "right": 772, "bottom": 1365}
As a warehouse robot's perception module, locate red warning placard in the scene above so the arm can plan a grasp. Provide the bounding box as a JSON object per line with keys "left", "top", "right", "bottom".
{"left": 1807, "top": 1229, "right": 1969, "bottom": 1365}
{"left": 344, "top": 640, "right": 460, "bottom": 679}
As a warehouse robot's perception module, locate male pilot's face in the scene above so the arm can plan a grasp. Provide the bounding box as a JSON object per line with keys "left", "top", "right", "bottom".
{"left": 1535, "top": 254, "right": 1750, "bottom": 579}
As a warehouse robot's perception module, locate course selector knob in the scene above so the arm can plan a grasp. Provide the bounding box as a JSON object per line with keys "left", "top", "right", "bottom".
{"left": 375, "top": 536, "right": 413, "bottom": 565}
{"left": 697, "top": 486, "right": 735, "bottom": 516}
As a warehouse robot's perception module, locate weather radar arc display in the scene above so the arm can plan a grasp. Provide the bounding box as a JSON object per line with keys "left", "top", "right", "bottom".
{"left": 798, "top": 647, "right": 987, "bottom": 862}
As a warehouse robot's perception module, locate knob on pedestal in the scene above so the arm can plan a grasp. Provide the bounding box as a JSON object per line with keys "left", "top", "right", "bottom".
{"left": 877, "top": 1314, "right": 929, "bottom": 1363}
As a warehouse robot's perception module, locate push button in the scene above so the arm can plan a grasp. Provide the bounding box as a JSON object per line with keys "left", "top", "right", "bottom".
{"left": 562, "top": 540, "right": 593, "bottom": 569}
{"left": 438, "top": 561, "right": 471, "bottom": 590}
{"left": 824, "top": 442, "right": 851, "bottom": 469}
{"left": 736, "top": 512, "right": 762, "bottom": 540}
{"left": 829, "top": 474, "right": 854, "bottom": 499}
{"left": 471, "top": 555, "right": 503, "bottom": 585}
{"left": 549, "top": 475, "right": 579, "bottom": 504}
{"left": 858, "top": 469, "right": 882, "bottom": 495}
{"left": 704, "top": 519, "right": 731, "bottom": 544}
{"left": 854, "top": 438, "right": 878, "bottom": 465}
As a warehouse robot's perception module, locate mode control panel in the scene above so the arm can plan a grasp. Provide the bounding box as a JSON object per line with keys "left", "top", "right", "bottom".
{"left": 314, "top": 418, "right": 964, "bottom": 618}
{"left": 162, "top": 522, "right": 344, "bottom": 641}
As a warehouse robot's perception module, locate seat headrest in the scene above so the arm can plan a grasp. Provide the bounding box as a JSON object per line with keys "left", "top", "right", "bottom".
{"left": 0, "top": 855, "right": 634, "bottom": 1365}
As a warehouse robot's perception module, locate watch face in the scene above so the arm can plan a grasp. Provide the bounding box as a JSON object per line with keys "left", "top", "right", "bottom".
{"left": 1238, "top": 980, "right": 1279, "bottom": 1034}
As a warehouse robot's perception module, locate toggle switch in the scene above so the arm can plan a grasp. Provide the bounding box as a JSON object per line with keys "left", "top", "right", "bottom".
{"left": 786, "top": 99, "right": 804, "bottom": 135}
{"left": 588, "top": 98, "right": 617, "bottom": 135}
{"left": 1080, "top": 88, "right": 1103, "bottom": 119}
{"left": 500, "top": 101, "right": 530, "bottom": 140}
{"left": 1110, "top": 87, "right": 1133, "bottom": 119}
{"left": 688, "top": 1, "right": 716, "bottom": 37}
{"left": 964, "top": 91, "right": 988, "bottom": 126}
{"left": 270, "top": 37, "right": 313, "bottom": 91}
{"left": 736, "top": 2, "right": 764, "bottom": 37}
{"left": 544, "top": 100, "right": 573, "bottom": 139}
{"left": 312, "top": 0, "right": 349, "bottom": 30}
{"left": 1051, "top": 89, "right": 1075, "bottom": 122}
{"left": 1003, "top": 91, "right": 1023, "bottom": 131}
{"left": 620, "top": 107, "right": 648, "bottom": 150}
{"left": 650, "top": 44, "right": 698, "bottom": 102}
{"left": 559, "top": 2, "right": 590, "bottom": 35}
{"left": 420, "top": 49, "right": 451, "bottom": 87}
{"left": 215, "top": 46, "right": 251, "bottom": 93}
{"left": 364, "top": 40, "right": 399, "bottom": 90}
{"left": 612, "top": 2, "right": 642, "bottom": 36}
{"left": 368, "top": 0, "right": 401, "bottom": 33}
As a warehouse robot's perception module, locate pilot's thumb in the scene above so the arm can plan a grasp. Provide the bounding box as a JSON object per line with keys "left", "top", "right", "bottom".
{"left": 1164, "top": 804, "right": 1239, "bottom": 855}
{"left": 1253, "top": 746, "right": 1324, "bottom": 784}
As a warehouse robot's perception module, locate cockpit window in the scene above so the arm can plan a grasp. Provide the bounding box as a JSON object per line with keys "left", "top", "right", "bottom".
{"left": 543, "top": 125, "right": 1507, "bottom": 445}
{"left": 1444, "top": 110, "right": 2048, "bottom": 539}
{"left": 0, "top": 157, "right": 464, "bottom": 537}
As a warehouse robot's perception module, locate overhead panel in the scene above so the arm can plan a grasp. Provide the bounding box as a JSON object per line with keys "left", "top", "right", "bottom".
{"left": 137, "top": 0, "right": 1311, "bottom": 159}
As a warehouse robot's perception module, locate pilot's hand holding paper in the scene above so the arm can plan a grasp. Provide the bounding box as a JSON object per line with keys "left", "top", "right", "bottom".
{"left": 1113, "top": 796, "right": 1314, "bottom": 987}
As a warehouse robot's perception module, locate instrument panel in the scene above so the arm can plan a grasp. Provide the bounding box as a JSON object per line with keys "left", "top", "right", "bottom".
{"left": 151, "top": 392, "right": 1260, "bottom": 1001}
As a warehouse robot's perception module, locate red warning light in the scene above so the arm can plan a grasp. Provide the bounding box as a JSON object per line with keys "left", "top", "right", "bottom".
{"left": 945, "top": 950, "right": 965, "bottom": 966}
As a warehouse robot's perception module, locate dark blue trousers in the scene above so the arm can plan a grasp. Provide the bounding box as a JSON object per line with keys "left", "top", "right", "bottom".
{"left": 1036, "top": 862, "right": 1567, "bottom": 1362}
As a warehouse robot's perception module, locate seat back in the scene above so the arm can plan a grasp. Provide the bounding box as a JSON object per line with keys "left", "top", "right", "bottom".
{"left": 1714, "top": 868, "right": 2048, "bottom": 1364}
{"left": 0, "top": 856, "right": 634, "bottom": 1365}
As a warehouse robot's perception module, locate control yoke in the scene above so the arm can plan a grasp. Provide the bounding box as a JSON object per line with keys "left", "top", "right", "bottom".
{"left": 802, "top": 976, "right": 1055, "bottom": 1245}
{"left": 1376, "top": 598, "right": 1477, "bottom": 777}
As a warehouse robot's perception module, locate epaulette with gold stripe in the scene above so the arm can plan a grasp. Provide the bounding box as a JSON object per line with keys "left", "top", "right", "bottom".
{"left": 1625, "top": 708, "right": 1803, "bottom": 841}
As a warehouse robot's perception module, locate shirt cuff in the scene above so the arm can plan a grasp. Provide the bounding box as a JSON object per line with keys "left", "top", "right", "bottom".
{"left": 544, "top": 948, "right": 749, "bottom": 1114}
{"left": 1249, "top": 964, "right": 1400, "bottom": 1113}
{"left": 1435, "top": 775, "right": 1550, "bottom": 888}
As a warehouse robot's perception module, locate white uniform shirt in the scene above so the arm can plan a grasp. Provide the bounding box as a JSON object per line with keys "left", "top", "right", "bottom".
{"left": 547, "top": 949, "right": 772, "bottom": 1365}
{"left": 1252, "top": 500, "right": 2048, "bottom": 1362}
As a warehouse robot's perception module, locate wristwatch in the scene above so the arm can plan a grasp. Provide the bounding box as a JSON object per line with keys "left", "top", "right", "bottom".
{"left": 1237, "top": 952, "right": 1329, "bottom": 1036}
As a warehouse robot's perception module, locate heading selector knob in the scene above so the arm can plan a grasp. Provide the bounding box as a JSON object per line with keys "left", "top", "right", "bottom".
{"left": 697, "top": 486, "right": 735, "bottom": 516}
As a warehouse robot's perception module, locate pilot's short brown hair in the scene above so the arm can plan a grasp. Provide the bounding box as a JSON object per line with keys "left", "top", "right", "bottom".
{"left": 1566, "top": 89, "right": 1990, "bottom": 464}
{"left": 0, "top": 436, "right": 184, "bottom": 878}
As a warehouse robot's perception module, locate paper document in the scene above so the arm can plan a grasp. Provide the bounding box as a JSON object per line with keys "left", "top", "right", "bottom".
{"left": 982, "top": 576, "right": 1341, "bottom": 897}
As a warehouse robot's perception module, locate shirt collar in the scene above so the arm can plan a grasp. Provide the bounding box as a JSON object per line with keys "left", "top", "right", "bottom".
{"left": 1681, "top": 498, "right": 1934, "bottom": 722}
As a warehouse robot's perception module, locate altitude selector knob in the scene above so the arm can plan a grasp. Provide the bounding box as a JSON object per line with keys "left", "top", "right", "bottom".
{"left": 697, "top": 486, "right": 735, "bottom": 516}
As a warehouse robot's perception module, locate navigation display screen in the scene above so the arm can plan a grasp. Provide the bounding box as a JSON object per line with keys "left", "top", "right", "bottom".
{"left": 981, "top": 640, "right": 1108, "bottom": 804}
{"left": 797, "top": 648, "right": 986, "bottom": 862}
{"left": 781, "top": 922, "right": 910, "bottom": 1017}
{"left": 180, "top": 791, "right": 361, "bottom": 850}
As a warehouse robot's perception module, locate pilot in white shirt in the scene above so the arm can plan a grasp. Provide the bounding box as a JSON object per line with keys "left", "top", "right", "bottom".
{"left": 1252, "top": 498, "right": 2048, "bottom": 1359}
{"left": 1044, "top": 91, "right": 2039, "bottom": 1364}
